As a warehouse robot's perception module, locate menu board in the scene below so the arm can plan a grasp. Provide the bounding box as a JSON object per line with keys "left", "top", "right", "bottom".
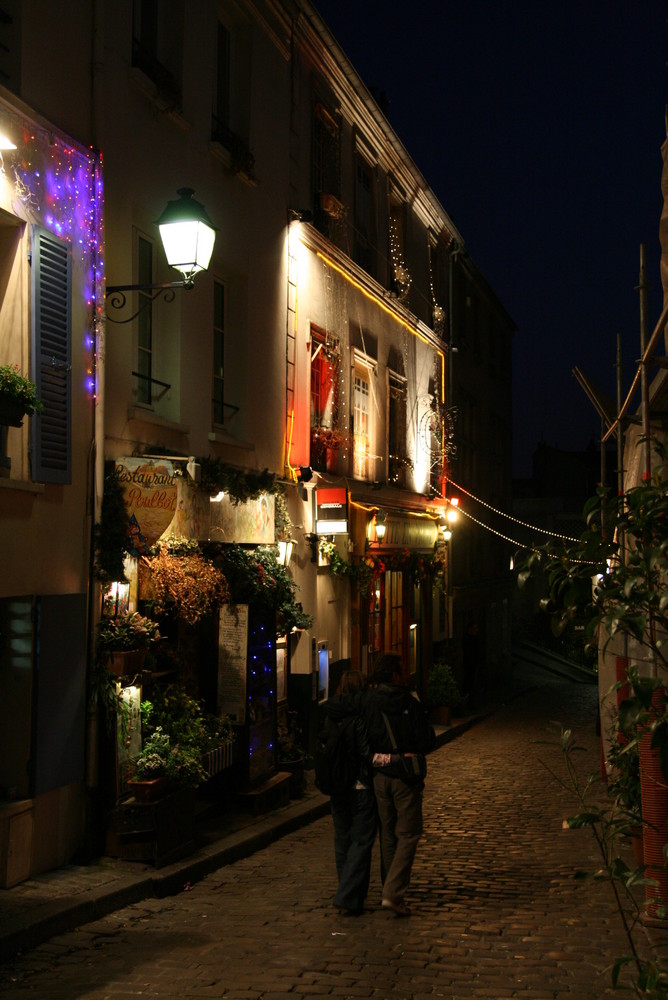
{"left": 218, "top": 604, "right": 249, "bottom": 724}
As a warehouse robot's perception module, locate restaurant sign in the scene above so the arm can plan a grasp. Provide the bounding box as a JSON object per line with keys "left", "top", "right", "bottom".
{"left": 115, "top": 457, "right": 178, "bottom": 554}
{"left": 315, "top": 487, "right": 348, "bottom": 534}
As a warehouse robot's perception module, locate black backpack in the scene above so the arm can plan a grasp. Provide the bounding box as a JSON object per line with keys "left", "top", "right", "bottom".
{"left": 314, "top": 715, "right": 356, "bottom": 795}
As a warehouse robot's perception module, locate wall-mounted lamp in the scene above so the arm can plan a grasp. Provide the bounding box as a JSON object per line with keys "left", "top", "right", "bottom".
{"left": 278, "top": 539, "right": 294, "bottom": 566}
{"left": 0, "top": 131, "right": 16, "bottom": 150}
{"left": 298, "top": 465, "right": 313, "bottom": 483}
{"left": 440, "top": 524, "right": 452, "bottom": 542}
{"left": 446, "top": 497, "right": 459, "bottom": 524}
{"left": 305, "top": 532, "right": 319, "bottom": 563}
{"left": 367, "top": 509, "right": 387, "bottom": 549}
{"left": 289, "top": 208, "right": 314, "bottom": 223}
{"left": 102, "top": 580, "right": 130, "bottom": 617}
{"left": 186, "top": 457, "right": 201, "bottom": 483}
{"left": 106, "top": 188, "right": 217, "bottom": 322}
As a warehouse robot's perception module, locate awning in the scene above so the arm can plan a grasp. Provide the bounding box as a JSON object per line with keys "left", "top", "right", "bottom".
{"left": 377, "top": 512, "right": 438, "bottom": 552}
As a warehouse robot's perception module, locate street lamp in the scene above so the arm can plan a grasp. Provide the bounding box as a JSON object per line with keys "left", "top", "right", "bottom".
{"left": 375, "top": 509, "right": 387, "bottom": 541}
{"left": 106, "top": 188, "right": 217, "bottom": 320}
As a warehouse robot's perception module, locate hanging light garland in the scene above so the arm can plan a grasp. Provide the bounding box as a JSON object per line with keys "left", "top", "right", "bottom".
{"left": 442, "top": 477, "right": 581, "bottom": 543}
{"left": 389, "top": 212, "right": 411, "bottom": 303}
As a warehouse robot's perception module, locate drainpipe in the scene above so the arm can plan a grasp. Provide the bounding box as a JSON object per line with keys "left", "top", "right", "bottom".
{"left": 83, "top": 0, "right": 106, "bottom": 852}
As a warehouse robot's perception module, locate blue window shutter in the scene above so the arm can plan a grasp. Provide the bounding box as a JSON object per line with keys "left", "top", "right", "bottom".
{"left": 31, "top": 226, "right": 72, "bottom": 483}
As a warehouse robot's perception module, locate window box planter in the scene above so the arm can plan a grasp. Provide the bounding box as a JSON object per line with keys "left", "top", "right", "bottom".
{"left": 203, "top": 740, "right": 235, "bottom": 778}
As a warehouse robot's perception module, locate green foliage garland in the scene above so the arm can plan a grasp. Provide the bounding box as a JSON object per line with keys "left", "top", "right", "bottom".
{"left": 216, "top": 543, "right": 313, "bottom": 632}
{"left": 94, "top": 463, "right": 132, "bottom": 584}
{"left": 197, "top": 457, "right": 275, "bottom": 502}
{"left": 319, "top": 539, "right": 446, "bottom": 598}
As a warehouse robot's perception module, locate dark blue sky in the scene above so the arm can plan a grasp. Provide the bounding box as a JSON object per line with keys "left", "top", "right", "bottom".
{"left": 311, "top": 1, "right": 668, "bottom": 478}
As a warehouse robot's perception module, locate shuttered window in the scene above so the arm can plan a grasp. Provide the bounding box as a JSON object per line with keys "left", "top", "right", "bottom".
{"left": 31, "top": 226, "right": 72, "bottom": 483}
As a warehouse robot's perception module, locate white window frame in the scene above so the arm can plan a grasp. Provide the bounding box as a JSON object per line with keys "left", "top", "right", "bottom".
{"left": 351, "top": 348, "right": 377, "bottom": 481}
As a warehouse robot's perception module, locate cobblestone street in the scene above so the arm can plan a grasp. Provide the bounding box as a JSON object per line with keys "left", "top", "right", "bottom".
{"left": 1, "top": 670, "right": 660, "bottom": 999}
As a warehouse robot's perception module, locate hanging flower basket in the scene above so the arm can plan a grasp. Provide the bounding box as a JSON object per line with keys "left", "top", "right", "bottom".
{"left": 0, "top": 394, "right": 26, "bottom": 427}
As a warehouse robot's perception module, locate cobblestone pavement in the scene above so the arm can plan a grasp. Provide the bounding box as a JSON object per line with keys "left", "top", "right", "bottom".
{"left": 1, "top": 671, "right": 663, "bottom": 999}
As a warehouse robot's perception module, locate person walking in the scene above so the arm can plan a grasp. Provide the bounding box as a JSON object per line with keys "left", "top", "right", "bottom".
{"left": 365, "top": 653, "right": 435, "bottom": 917}
{"left": 321, "top": 670, "right": 377, "bottom": 916}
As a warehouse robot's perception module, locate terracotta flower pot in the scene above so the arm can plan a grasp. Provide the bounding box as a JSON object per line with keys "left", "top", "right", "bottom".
{"left": 431, "top": 705, "right": 451, "bottom": 726}
{"left": 106, "top": 648, "right": 147, "bottom": 677}
{"left": 127, "top": 776, "right": 168, "bottom": 803}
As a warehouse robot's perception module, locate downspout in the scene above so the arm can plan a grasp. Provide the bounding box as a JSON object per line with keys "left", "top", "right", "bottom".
{"left": 84, "top": 0, "right": 106, "bottom": 849}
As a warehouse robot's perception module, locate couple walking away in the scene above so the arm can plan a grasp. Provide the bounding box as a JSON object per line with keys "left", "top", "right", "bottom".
{"left": 321, "top": 653, "right": 436, "bottom": 918}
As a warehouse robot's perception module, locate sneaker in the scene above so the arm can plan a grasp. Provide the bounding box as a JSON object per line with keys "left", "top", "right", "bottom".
{"left": 381, "top": 898, "right": 411, "bottom": 917}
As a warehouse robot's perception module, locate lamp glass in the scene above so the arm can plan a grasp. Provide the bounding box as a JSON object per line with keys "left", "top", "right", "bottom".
{"left": 375, "top": 521, "right": 387, "bottom": 540}
{"left": 278, "top": 539, "right": 294, "bottom": 566}
{"left": 159, "top": 219, "right": 215, "bottom": 280}
{"left": 157, "top": 188, "right": 216, "bottom": 283}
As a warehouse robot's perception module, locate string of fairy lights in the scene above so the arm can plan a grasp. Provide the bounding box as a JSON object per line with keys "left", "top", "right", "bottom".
{"left": 444, "top": 476, "right": 581, "bottom": 543}
{"left": 428, "top": 480, "right": 601, "bottom": 566}
{"left": 0, "top": 114, "right": 103, "bottom": 402}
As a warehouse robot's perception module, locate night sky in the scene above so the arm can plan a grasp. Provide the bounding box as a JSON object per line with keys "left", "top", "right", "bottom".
{"left": 310, "top": 1, "right": 668, "bottom": 478}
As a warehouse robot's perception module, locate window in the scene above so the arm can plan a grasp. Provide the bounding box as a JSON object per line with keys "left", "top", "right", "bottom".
{"left": 388, "top": 371, "right": 407, "bottom": 488}
{"left": 135, "top": 235, "right": 153, "bottom": 406}
{"left": 354, "top": 153, "right": 376, "bottom": 275}
{"left": 429, "top": 235, "right": 447, "bottom": 337}
{"left": 312, "top": 100, "right": 341, "bottom": 237}
{"left": 211, "top": 17, "right": 254, "bottom": 177}
{"left": 132, "top": 0, "right": 183, "bottom": 107}
{"left": 213, "top": 280, "right": 225, "bottom": 424}
{"left": 388, "top": 182, "right": 410, "bottom": 303}
{"left": 213, "top": 22, "right": 230, "bottom": 133}
{"left": 352, "top": 354, "right": 374, "bottom": 480}
{"left": 388, "top": 571, "right": 403, "bottom": 658}
{"left": 310, "top": 326, "right": 340, "bottom": 473}
{"left": 32, "top": 226, "right": 72, "bottom": 484}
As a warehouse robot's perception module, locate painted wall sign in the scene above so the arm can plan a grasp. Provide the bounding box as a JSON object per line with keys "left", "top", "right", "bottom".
{"left": 115, "top": 458, "right": 178, "bottom": 553}
{"left": 209, "top": 492, "right": 275, "bottom": 545}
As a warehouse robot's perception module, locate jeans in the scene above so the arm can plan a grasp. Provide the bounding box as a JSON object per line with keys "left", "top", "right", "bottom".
{"left": 373, "top": 771, "right": 423, "bottom": 904}
{"left": 331, "top": 786, "right": 377, "bottom": 912}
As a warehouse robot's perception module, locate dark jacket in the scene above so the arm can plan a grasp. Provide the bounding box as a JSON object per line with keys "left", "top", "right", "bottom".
{"left": 324, "top": 693, "right": 372, "bottom": 788}
{"left": 364, "top": 683, "right": 436, "bottom": 780}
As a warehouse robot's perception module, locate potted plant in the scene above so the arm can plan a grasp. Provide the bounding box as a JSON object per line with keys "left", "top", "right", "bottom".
{"left": 128, "top": 726, "right": 207, "bottom": 802}
{"left": 142, "top": 536, "right": 229, "bottom": 626}
{"left": 516, "top": 438, "right": 668, "bottom": 920}
{"left": 0, "top": 363, "right": 44, "bottom": 425}
{"left": 0, "top": 364, "right": 44, "bottom": 476}
{"left": 426, "top": 660, "right": 460, "bottom": 726}
{"left": 606, "top": 705, "right": 643, "bottom": 866}
{"left": 141, "top": 684, "right": 235, "bottom": 778}
{"left": 96, "top": 611, "right": 160, "bottom": 676}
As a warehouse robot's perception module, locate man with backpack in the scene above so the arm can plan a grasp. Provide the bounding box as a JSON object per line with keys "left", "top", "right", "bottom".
{"left": 316, "top": 670, "right": 376, "bottom": 916}
{"left": 364, "top": 653, "right": 436, "bottom": 917}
